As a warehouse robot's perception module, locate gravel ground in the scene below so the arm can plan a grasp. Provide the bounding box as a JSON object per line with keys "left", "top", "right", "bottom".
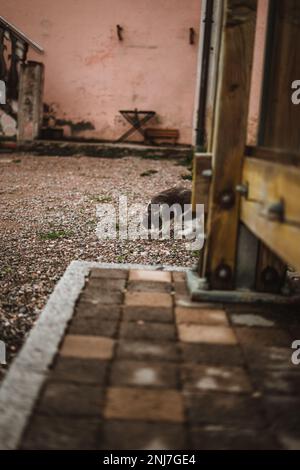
{"left": 0, "top": 153, "right": 195, "bottom": 379}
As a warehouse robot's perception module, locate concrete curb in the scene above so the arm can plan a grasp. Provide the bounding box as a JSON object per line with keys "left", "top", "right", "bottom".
{"left": 12, "top": 140, "right": 193, "bottom": 160}
{"left": 0, "top": 261, "right": 189, "bottom": 449}
{"left": 0, "top": 260, "right": 89, "bottom": 449}
{"left": 91, "top": 262, "right": 192, "bottom": 272}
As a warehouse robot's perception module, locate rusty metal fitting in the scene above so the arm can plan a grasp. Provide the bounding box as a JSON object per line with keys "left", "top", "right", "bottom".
{"left": 218, "top": 189, "right": 235, "bottom": 209}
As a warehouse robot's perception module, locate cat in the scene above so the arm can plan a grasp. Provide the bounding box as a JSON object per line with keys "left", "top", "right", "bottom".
{"left": 143, "top": 186, "right": 194, "bottom": 237}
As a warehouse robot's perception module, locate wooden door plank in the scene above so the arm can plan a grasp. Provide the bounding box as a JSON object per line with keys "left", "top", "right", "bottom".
{"left": 191, "top": 153, "right": 212, "bottom": 275}
{"left": 255, "top": 0, "right": 300, "bottom": 291}
{"left": 203, "top": 0, "right": 258, "bottom": 289}
{"left": 241, "top": 199, "right": 300, "bottom": 272}
{"left": 243, "top": 158, "right": 300, "bottom": 225}
{"left": 259, "top": 0, "right": 300, "bottom": 150}
{"left": 191, "top": 153, "right": 212, "bottom": 212}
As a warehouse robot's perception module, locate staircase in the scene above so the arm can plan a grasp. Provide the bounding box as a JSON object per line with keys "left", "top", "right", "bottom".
{"left": 0, "top": 16, "right": 43, "bottom": 138}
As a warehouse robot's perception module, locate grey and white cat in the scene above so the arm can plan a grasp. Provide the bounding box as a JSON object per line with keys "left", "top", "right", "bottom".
{"left": 144, "top": 186, "right": 194, "bottom": 237}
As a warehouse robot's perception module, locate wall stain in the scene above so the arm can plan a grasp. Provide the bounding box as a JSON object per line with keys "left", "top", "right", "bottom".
{"left": 43, "top": 103, "right": 95, "bottom": 135}
{"left": 55, "top": 119, "right": 95, "bottom": 133}
{"left": 85, "top": 48, "right": 114, "bottom": 65}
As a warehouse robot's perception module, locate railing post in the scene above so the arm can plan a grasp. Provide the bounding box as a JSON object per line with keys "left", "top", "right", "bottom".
{"left": 18, "top": 61, "right": 44, "bottom": 141}
{"left": 7, "top": 35, "right": 19, "bottom": 100}
{"left": 0, "top": 28, "right": 7, "bottom": 82}
{"left": 203, "top": 0, "right": 258, "bottom": 290}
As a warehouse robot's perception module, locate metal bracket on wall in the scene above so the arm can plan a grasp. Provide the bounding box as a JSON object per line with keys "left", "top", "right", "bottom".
{"left": 186, "top": 270, "right": 300, "bottom": 305}
{"left": 116, "top": 25, "right": 123, "bottom": 41}
{"left": 189, "top": 28, "right": 196, "bottom": 45}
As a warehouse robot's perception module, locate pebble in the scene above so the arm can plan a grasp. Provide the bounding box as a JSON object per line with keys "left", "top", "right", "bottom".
{"left": 0, "top": 153, "right": 194, "bottom": 381}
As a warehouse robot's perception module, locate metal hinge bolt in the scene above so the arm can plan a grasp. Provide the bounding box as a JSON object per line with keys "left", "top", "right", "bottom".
{"left": 236, "top": 183, "right": 248, "bottom": 198}
{"left": 201, "top": 169, "right": 213, "bottom": 179}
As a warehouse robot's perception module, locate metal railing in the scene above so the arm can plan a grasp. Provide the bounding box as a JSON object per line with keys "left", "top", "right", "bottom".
{"left": 0, "top": 16, "right": 43, "bottom": 106}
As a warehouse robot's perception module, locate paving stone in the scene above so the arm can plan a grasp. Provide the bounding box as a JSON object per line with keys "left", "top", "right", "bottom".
{"left": 110, "top": 360, "right": 179, "bottom": 388}
{"left": 276, "top": 431, "right": 300, "bottom": 450}
{"left": 188, "top": 426, "right": 277, "bottom": 450}
{"left": 125, "top": 292, "right": 172, "bottom": 308}
{"left": 180, "top": 343, "right": 244, "bottom": 366}
{"left": 174, "top": 293, "right": 191, "bottom": 304}
{"left": 263, "top": 396, "right": 300, "bottom": 435}
{"left": 181, "top": 364, "right": 252, "bottom": 393}
{"left": 264, "top": 395, "right": 300, "bottom": 428}
{"left": 172, "top": 272, "right": 186, "bottom": 283}
{"left": 289, "top": 327, "right": 300, "bottom": 342}
{"left": 228, "top": 307, "right": 297, "bottom": 329}
{"left": 20, "top": 415, "right": 101, "bottom": 449}
{"left": 116, "top": 340, "right": 180, "bottom": 362}
{"left": 234, "top": 327, "right": 292, "bottom": 348}
{"left": 60, "top": 335, "right": 114, "bottom": 360}
{"left": 90, "top": 268, "right": 128, "bottom": 279}
{"left": 88, "top": 278, "right": 126, "bottom": 291}
{"left": 175, "top": 307, "right": 228, "bottom": 326}
{"left": 68, "top": 317, "right": 118, "bottom": 338}
{"left": 268, "top": 395, "right": 300, "bottom": 449}
{"left": 184, "top": 391, "right": 265, "bottom": 428}
{"left": 49, "top": 357, "right": 108, "bottom": 385}
{"left": 173, "top": 282, "right": 189, "bottom": 296}
{"left": 123, "top": 305, "right": 173, "bottom": 324}
{"left": 176, "top": 298, "right": 223, "bottom": 310}
{"left": 230, "top": 313, "right": 277, "bottom": 328}
{"left": 284, "top": 310, "right": 300, "bottom": 328}
{"left": 15, "top": 262, "right": 299, "bottom": 451}
{"left": 127, "top": 280, "right": 172, "bottom": 293}
{"left": 120, "top": 322, "right": 176, "bottom": 342}
{"left": 81, "top": 287, "right": 123, "bottom": 304}
{"left": 36, "top": 382, "right": 105, "bottom": 417}
{"left": 129, "top": 270, "right": 171, "bottom": 283}
{"left": 178, "top": 324, "right": 237, "bottom": 345}
{"left": 98, "top": 420, "right": 187, "bottom": 450}
{"left": 175, "top": 296, "right": 223, "bottom": 310}
{"left": 75, "top": 300, "right": 121, "bottom": 321}
{"left": 225, "top": 303, "right": 277, "bottom": 314}
{"left": 279, "top": 304, "right": 300, "bottom": 317}
{"left": 251, "top": 370, "right": 300, "bottom": 395}
{"left": 104, "top": 387, "right": 184, "bottom": 423}
{"left": 242, "top": 346, "right": 295, "bottom": 371}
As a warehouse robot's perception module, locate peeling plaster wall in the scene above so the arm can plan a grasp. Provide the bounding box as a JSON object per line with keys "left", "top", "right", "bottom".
{"left": 2, "top": 0, "right": 202, "bottom": 144}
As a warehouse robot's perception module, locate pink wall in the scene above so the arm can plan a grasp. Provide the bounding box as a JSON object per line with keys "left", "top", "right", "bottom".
{"left": 2, "top": 0, "right": 202, "bottom": 144}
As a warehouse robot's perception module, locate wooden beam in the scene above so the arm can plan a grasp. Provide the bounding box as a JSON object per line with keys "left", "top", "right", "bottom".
{"left": 206, "top": 0, "right": 223, "bottom": 152}
{"left": 241, "top": 157, "right": 300, "bottom": 276}
{"left": 245, "top": 146, "right": 300, "bottom": 167}
{"left": 255, "top": 242, "right": 286, "bottom": 293}
{"left": 191, "top": 153, "right": 212, "bottom": 212}
{"left": 241, "top": 199, "right": 300, "bottom": 272}
{"left": 191, "top": 153, "right": 212, "bottom": 276}
{"left": 243, "top": 158, "right": 300, "bottom": 225}
{"left": 203, "top": 0, "right": 258, "bottom": 289}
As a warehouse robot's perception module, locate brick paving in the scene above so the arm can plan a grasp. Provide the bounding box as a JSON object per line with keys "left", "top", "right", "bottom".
{"left": 18, "top": 268, "right": 300, "bottom": 450}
